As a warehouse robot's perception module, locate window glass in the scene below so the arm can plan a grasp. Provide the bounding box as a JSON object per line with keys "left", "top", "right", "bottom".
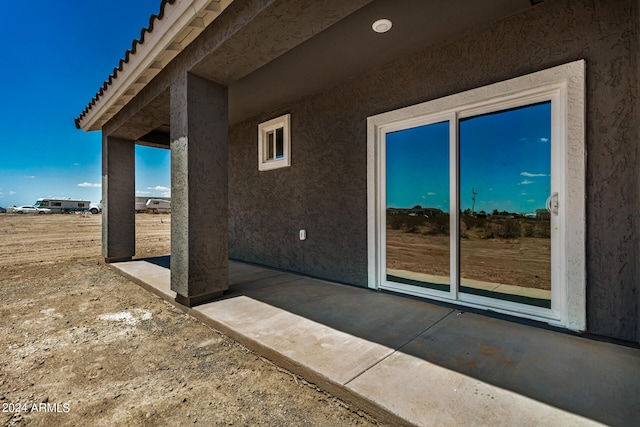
{"left": 267, "top": 131, "right": 275, "bottom": 160}
{"left": 386, "top": 121, "right": 450, "bottom": 292}
{"left": 459, "top": 102, "right": 551, "bottom": 307}
{"left": 275, "top": 127, "right": 284, "bottom": 159}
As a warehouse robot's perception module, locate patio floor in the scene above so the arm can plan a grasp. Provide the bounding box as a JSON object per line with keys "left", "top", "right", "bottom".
{"left": 111, "top": 257, "right": 640, "bottom": 426}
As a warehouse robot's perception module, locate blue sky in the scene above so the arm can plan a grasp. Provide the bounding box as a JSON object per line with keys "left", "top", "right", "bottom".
{"left": 0, "top": 1, "right": 171, "bottom": 208}
{"left": 387, "top": 102, "right": 551, "bottom": 214}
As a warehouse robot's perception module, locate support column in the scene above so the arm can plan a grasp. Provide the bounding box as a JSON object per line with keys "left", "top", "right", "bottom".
{"left": 102, "top": 135, "right": 135, "bottom": 262}
{"left": 170, "top": 72, "right": 229, "bottom": 306}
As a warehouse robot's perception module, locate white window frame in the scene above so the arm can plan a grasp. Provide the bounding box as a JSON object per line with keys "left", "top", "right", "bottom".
{"left": 258, "top": 114, "right": 291, "bottom": 171}
{"left": 367, "top": 60, "right": 586, "bottom": 330}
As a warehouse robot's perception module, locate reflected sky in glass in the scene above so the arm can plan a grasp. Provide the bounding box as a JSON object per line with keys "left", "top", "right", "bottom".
{"left": 385, "top": 102, "right": 551, "bottom": 214}
{"left": 460, "top": 102, "right": 551, "bottom": 213}
{"left": 386, "top": 121, "right": 449, "bottom": 211}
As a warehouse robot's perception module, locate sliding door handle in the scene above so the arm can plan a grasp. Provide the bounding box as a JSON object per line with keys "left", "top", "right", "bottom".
{"left": 546, "top": 192, "right": 559, "bottom": 215}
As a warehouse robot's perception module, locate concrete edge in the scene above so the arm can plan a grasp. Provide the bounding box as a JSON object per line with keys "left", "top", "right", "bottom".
{"left": 107, "top": 261, "right": 415, "bottom": 426}
{"left": 107, "top": 262, "right": 175, "bottom": 301}
{"left": 187, "top": 307, "right": 414, "bottom": 427}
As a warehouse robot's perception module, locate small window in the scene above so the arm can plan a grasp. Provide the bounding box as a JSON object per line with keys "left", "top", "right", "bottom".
{"left": 77, "top": 203, "right": 85, "bottom": 208}
{"left": 53, "top": 202, "right": 62, "bottom": 207}
{"left": 258, "top": 114, "right": 290, "bottom": 171}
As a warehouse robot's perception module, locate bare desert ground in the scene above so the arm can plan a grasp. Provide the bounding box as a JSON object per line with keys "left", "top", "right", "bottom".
{"left": 0, "top": 214, "right": 379, "bottom": 426}
{"left": 386, "top": 221, "right": 551, "bottom": 290}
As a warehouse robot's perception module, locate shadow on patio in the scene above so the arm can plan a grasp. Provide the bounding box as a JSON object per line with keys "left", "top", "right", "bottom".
{"left": 116, "top": 256, "right": 639, "bottom": 426}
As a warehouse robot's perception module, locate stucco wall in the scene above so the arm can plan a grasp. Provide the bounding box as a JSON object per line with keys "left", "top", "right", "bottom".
{"left": 228, "top": 0, "right": 639, "bottom": 342}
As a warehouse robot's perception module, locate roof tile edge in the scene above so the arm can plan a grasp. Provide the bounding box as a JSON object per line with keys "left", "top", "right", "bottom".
{"left": 75, "top": 0, "right": 229, "bottom": 132}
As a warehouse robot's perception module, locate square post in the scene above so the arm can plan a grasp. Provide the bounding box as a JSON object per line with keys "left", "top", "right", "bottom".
{"left": 102, "top": 135, "right": 135, "bottom": 262}
{"left": 170, "top": 72, "right": 229, "bottom": 306}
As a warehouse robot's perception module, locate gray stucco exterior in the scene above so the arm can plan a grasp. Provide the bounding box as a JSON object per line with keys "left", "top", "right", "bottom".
{"left": 227, "top": 0, "right": 639, "bottom": 342}
{"left": 89, "top": 0, "right": 639, "bottom": 343}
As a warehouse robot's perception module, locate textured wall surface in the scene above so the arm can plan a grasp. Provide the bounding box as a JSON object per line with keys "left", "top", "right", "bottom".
{"left": 170, "top": 72, "right": 229, "bottom": 305}
{"left": 228, "top": 0, "right": 639, "bottom": 342}
{"left": 229, "top": 96, "right": 369, "bottom": 286}
{"left": 101, "top": 136, "right": 135, "bottom": 262}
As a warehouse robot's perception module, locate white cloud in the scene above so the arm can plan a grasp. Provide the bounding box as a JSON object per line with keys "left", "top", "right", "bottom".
{"left": 78, "top": 182, "right": 101, "bottom": 188}
{"left": 25, "top": 175, "right": 36, "bottom": 179}
{"left": 73, "top": 163, "right": 80, "bottom": 166}
{"left": 9, "top": 191, "right": 15, "bottom": 195}
{"left": 539, "top": 137, "right": 549, "bottom": 142}
{"left": 521, "top": 172, "right": 549, "bottom": 177}
{"left": 427, "top": 192, "right": 436, "bottom": 196}
{"left": 136, "top": 191, "right": 151, "bottom": 196}
{"left": 518, "top": 180, "right": 535, "bottom": 185}
{"left": 147, "top": 186, "right": 170, "bottom": 197}
{"left": 521, "top": 192, "right": 528, "bottom": 196}
{"left": 527, "top": 199, "right": 536, "bottom": 203}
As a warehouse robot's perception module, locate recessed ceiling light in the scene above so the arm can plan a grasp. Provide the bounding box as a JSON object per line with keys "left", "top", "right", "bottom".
{"left": 372, "top": 18, "right": 392, "bottom": 33}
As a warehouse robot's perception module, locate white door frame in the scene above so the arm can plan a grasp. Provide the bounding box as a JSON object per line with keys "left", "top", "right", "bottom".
{"left": 367, "top": 60, "right": 586, "bottom": 330}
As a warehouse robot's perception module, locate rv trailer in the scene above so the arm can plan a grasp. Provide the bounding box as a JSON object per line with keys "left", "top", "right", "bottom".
{"left": 145, "top": 198, "right": 171, "bottom": 213}
{"left": 34, "top": 198, "right": 90, "bottom": 213}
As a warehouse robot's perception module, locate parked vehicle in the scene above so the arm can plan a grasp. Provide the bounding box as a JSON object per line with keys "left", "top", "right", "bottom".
{"left": 34, "top": 198, "right": 90, "bottom": 213}
{"left": 0, "top": 207, "right": 6, "bottom": 213}
{"left": 135, "top": 200, "right": 148, "bottom": 213}
{"left": 8, "top": 205, "right": 51, "bottom": 214}
{"left": 145, "top": 198, "right": 171, "bottom": 213}
{"left": 134, "top": 197, "right": 171, "bottom": 213}
{"left": 89, "top": 201, "right": 102, "bottom": 214}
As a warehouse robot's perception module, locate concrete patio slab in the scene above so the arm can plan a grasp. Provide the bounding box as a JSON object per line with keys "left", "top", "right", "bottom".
{"left": 222, "top": 275, "right": 454, "bottom": 350}
{"left": 111, "top": 259, "right": 174, "bottom": 300}
{"left": 109, "top": 258, "right": 640, "bottom": 426}
{"left": 402, "top": 310, "right": 640, "bottom": 426}
{"left": 196, "top": 295, "right": 395, "bottom": 385}
{"left": 346, "top": 349, "right": 600, "bottom": 427}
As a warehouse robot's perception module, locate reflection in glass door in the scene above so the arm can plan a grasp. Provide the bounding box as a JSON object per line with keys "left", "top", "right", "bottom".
{"left": 383, "top": 103, "right": 553, "bottom": 309}
{"left": 385, "top": 121, "right": 450, "bottom": 292}
{"left": 459, "top": 102, "right": 552, "bottom": 308}
{"left": 372, "top": 61, "right": 586, "bottom": 328}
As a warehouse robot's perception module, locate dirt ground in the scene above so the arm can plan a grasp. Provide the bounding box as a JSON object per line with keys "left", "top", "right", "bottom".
{"left": 0, "top": 214, "right": 380, "bottom": 426}
{"left": 386, "top": 229, "right": 551, "bottom": 290}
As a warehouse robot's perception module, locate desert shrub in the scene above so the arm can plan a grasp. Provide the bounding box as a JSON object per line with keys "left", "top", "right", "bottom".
{"left": 481, "top": 223, "right": 497, "bottom": 239}
{"left": 498, "top": 219, "right": 522, "bottom": 239}
{"left": 404, "top": 224, "right": 418, "bottom": 233}
{"left": 388, "top": 216, "right": 404, "bottom": 230}
{"left": 403, "top": 215, "right": 426, "bottom": 233}
{"left": 476, "top": 219, "right": 521, "bottom": 239}
{"left": 534, "top": 220, "right": 551, "bottom": 238}
{"left": 430, "top": 216, "right": 450, "bottom": 235}
{"left": 459, "top": 221, "right": 469, "bottom": 239}
{"left": 523, "top": 222, "right": 535, "bottom": 237}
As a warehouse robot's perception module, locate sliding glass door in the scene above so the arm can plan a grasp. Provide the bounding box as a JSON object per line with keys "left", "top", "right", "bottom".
{"left": 369, "top": 61, "right": 586, "bottom": 328}
{"left": 458, "top": 102, "right": 552, "bottom": 308}
{"left": 381, "top": 101, "right": 554, "bottom": 316}
{"left": 385, "top": 120, "right": 451, "bottom": 293}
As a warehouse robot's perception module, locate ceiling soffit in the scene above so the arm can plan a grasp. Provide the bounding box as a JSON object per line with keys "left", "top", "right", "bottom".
{"left": 76, "top": 0, "right": 234, "bottom": 132}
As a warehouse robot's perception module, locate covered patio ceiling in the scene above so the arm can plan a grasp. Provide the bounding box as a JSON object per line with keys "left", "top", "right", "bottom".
{"left": 90, "top": 0, "right": 535, "bottom": 147}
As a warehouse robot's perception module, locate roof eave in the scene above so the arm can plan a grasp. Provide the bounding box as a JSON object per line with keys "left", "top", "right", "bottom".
{"left": 76, "top": 0, "right": 233, "bottom": 132}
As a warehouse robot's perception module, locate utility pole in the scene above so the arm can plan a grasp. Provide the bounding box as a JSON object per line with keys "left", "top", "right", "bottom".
{"left": 471, "top": 187, "right": 478, "bottom": 214}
